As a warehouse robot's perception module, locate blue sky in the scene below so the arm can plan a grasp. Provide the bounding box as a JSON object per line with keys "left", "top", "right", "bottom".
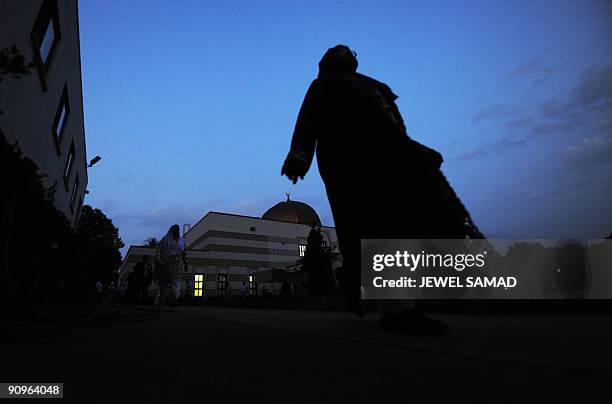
{"left": 78, "top": 0, "right": 612, "bottom": 254}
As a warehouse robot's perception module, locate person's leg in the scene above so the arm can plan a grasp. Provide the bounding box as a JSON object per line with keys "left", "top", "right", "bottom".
{"left": 324, "top": 185, "right": 364, "bottom": 316}
{"left": 341, "top": 240, "right": 363, "bottom": 316}
{"left": 375, "top": 210, "right": 449, "bottom": 335}
{"left": 331, "top": 216, "right": 362, "bottom": 316}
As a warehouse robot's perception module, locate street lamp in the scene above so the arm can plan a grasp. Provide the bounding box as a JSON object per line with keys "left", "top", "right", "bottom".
{"left": 88, "top": 155, "right": 102, "bottom": 167}
{"left": 85, "top": 155, "right": 102, "bottom": 195}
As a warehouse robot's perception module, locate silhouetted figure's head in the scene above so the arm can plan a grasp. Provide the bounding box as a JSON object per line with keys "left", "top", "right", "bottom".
{"left": 319, "top": 44, "right": 358, "bottom": 74}
{"left": 169, "top": 224, "right": 180, "bottom": 240}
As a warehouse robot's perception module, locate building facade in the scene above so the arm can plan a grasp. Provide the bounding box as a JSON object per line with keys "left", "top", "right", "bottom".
{"left": 0, "top": 0, "right": 87, "bottom": 224}
{"left": 120, "top": 199, "right": 338, "bottom": 298}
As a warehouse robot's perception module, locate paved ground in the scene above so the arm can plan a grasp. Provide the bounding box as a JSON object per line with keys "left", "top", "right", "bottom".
{"left": 1, "top": 306, "right": 610, "bottom": 403}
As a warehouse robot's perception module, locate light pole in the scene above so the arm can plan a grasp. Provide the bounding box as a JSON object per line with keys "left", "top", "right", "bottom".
{"left": 88, "top": 155, "right": 102, "bottom": 168}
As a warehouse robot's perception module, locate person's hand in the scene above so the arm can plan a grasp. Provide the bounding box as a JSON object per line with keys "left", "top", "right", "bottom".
{"left": 281, "top": 149, "right": 309, "bottom": 184}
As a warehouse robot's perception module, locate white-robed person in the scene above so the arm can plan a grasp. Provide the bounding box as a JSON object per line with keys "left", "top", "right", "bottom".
{"left": 154, "top": 224, "right": 187, "bottom": 309}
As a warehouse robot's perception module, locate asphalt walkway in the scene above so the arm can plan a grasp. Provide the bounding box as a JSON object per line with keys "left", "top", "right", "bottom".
{"left": 2, "top": 307, "right": 610, "bottom": 402}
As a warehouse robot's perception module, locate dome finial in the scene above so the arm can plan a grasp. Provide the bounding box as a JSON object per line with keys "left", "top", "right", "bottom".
{"left": 286, "top": 192, "right": 291, "bottom": 202}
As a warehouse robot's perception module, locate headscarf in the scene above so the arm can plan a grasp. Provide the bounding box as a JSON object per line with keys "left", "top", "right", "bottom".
{"left": 318, "top": 44, "right": 358, "bottom": 75}
{"left": 156, "top": 227, "right": 185, "bottom": 262}
{"left": 316, "top": 46, "right": 405, "bottom": 135}
{"left": 315, "top": 45, "right": 443, "bottom": 168}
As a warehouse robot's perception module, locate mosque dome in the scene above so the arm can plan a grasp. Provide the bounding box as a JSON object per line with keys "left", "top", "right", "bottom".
{"left": 262, "top": 194, "right": 322, "bottom": 226}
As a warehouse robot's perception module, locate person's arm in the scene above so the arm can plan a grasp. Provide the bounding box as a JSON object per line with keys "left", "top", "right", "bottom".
{"left": 282, "top": 80, "right": 324, "bottom": 184}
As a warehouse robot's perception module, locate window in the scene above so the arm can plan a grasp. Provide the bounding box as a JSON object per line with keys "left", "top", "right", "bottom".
{"left": 69, "top": 174, "right": 79, "bottom": 212}
{"left": 40, "top": 19, "right": 55, "bottom": 64}
{"left": 194, "top": 274, "right": 204, "bottom": 297}
{"left": 52, "top": 85, "right": 70, "bottom": 150}
{"left": 218, "top": 273, "right": 227, "bottom": 296}
{"left": 248, "top": 274, "right": 257, "bottom": 296}
{"left": 31, "top": 0, "right": 61, "bottom": 91}
{"left": 63, "top": 141, "right": 75, "bottom": 190}
{"left": 299, "top": 244, "right": 307, "bottom": 257}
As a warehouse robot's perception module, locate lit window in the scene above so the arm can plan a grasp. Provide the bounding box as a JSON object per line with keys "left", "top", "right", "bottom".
{"left": 70, "top": 174, "right": 79, "bottom": 212}
{"left": 63, "top": 141, "right": 75, "bottom": 190}
{"left": 299, "top": 244, "right": 307, "bottom": 257}
{"left": 249, "top": 274, "right": 257, "bottom": 296}
{"left": 194, "top": 274, "right": 204, "bottom": 297}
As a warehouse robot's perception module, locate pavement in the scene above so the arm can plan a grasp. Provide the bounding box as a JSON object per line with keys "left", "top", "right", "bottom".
{"left": 1, "top": 306, "right": 610, "bottom": 403}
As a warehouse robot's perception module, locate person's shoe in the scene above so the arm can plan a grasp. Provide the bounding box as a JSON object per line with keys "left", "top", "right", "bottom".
{"left": 378, "top": 309, "right": 448, "bottom": 336}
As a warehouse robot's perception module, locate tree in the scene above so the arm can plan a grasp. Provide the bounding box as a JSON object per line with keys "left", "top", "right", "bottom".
{"left": 0, "top": 45, "right": 32, "bottom": 81}
{"left": 76, "top": 206, "right": 124, "bottom": 285}
{"left": 1, "top": 132, "right": 76, "bottom": 315}
{"left": 1, "top": 45, "right": 34, "bottom": 115}
{"left": 144, "top": 237, "right": 159, "bottom": 247}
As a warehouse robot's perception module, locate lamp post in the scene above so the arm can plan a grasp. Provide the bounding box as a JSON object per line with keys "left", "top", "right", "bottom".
{"left": 84, "top": 155, "right": 102, "bottom": 196}
{"left": 88, "top": 155, "right": 102, "bottom": 167}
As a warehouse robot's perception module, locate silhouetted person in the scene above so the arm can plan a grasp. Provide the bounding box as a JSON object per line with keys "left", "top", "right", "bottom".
{"left": 282, "top": 45, "right": 481, "bottom": 334}
{"left": 133, "top": 255, "right": 152, "bottom": 304}
{"left": 240, "top": 281, "right": 248, "bottom": 299}
{"left": 155, "top": 224, "right": 186, "bottom": 309}
{"left": 303, "top": 226, "right": 334, "bottom": 295}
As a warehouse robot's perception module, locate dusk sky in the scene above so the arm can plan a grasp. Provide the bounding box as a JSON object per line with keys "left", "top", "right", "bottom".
{"left": 78, "top": 0, "right": 612, "bottom": 255}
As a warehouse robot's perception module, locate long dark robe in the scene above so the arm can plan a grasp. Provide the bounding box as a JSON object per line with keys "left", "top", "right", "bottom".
{"left": 287, "top": 70, "right": 480, "bottom": 292}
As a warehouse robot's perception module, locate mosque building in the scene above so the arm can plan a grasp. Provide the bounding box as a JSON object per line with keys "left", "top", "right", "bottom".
{"left": 119, "top": 196, "right": 338, "bottom": 298}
